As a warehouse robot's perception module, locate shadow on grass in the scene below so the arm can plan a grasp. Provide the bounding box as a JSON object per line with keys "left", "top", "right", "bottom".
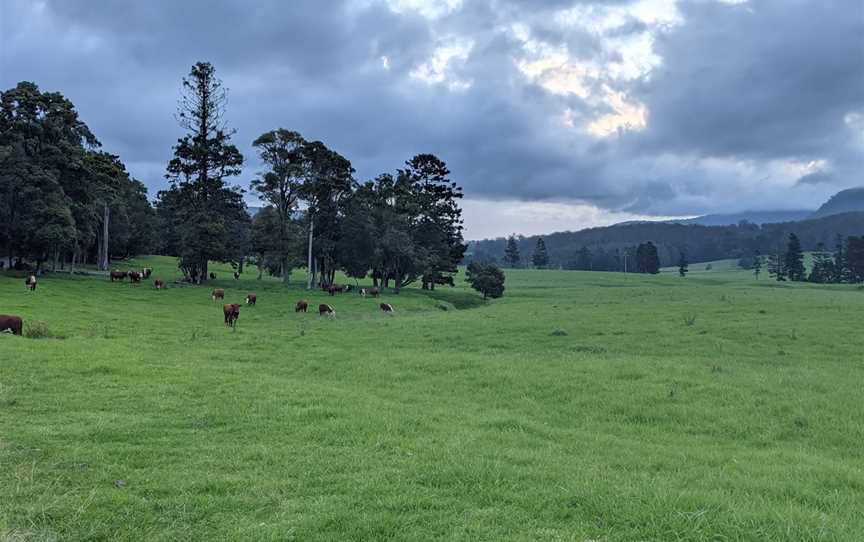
{"left": 417, "top": 288, "right": 487, "bottom": 310}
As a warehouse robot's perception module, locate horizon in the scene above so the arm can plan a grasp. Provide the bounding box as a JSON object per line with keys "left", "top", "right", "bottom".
{"left": 2, "top": 0, "right": 862, "bottom": 239}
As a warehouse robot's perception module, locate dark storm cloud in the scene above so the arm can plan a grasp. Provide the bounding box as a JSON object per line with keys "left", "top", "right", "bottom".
{"left": 1, "top": 0, "right": 862, "bottom": 224}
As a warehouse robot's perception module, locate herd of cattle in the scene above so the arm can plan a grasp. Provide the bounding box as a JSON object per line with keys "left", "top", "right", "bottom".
{"left": 212, "top": 282, "right": 394, "bottom": 329}
{"left": 1, "top": 270, "right": 395, "bottom": 336}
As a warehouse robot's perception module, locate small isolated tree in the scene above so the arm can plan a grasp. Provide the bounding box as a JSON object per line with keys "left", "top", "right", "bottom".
{"left": 753, "top": 250, "right": 762, "bottom": 280}
{"left": 784, "top": 233, "right": 805, "bottom": 281}
{"left": 504, "top": 235, "right": 520, "bottom": 268}
{"left": 465, "top": 261, "right": 505, "bottom": 299}
{"left": 532, "top": 237, "right": 548, "bottom": 268}
{"left": 678, "top": 249, "right": 688, "bottom": 277}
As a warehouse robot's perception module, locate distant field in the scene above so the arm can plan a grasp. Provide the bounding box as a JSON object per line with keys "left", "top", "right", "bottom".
{"left": 2, "top": 256, "right": 863, "bottom": 540}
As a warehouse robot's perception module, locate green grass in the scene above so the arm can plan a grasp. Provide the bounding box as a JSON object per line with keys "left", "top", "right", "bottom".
{"left": 2, "top": 256, "right": 863, "bottom": 540}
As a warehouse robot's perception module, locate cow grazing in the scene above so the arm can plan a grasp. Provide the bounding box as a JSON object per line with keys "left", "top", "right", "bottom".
{"left": 211, "top": 288, "right": 225, "bottom": 301}
{"left": 209, "top": 272, "right": 217, "bottom": 280}
{"left": 234, "top": 271, "right": 240, "bottom": 280}
{"left": 360, "top": 288, "right": 367, "bottom": 297}
{"left": 380, "top": 303, "right": 394, "bottom": 314}
{"left": 246, "top": 293, "right": 257, "bottom": 306}
{"left": 110, "top": 270, "right": 127, "bottom": 282}
{"left": 343, "top": 284, "right": 353, "bottom": 293}
{"left": 154, "top": 279, "right": 166, "bottom": 289}
{"left": 223, "top": 304, "right": 240, "bottom": 328}
{"left": 368, "top": 287, "right": 380, "bottom": 298}
{"left": 295, "top": 300, "right": 309, "bottom": 313}
{"left": 319, "top": 303, "right": 335, "bottom": 317}
{"left": 0, "top": 315, "right": 23, "bottom": 336}
{"left": 25, "top": 275, "right": 37, "bottom": 291}
{"left": 142, "top": 268, "right": 152, "bottom": 279}
{"left": 128, "top": 271, "right": 142, "bottom": 283}
{"left": 327, "top": 284, "right": 347, "bottom": 296}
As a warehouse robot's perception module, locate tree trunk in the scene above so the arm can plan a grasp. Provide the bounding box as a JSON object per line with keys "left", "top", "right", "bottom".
{"left": 282, "top": 256, "right": 289, "bottom": 284}
{"left": 306, "top": 217, "right": 314, "bottom": 290}
{"left": 99, "top": 203, "right": 110, "bottom": 271}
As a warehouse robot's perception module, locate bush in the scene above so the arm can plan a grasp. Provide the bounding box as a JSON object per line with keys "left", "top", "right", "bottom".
{"left": 465, "top": 261, "right": 505, "bottom": 299}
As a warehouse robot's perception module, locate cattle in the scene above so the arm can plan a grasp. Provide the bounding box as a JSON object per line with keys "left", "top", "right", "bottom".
{"left": 212, "top": 288, "right": 225, "bottom": 301}
{"left": 318, "top": 303, "right": 335, "bottom": 318}
{"left": 245, "top": 293, "right": 257, "bottom": 306}
{"left": 368, "top": 287, "right": 380, "bottom": 298}
{"left": 295, "top": 300, "right": 309, "bottom": 313}
{"left": 154, "top": 279, "right": 166, "bottom": 289}
{"left": 142, "top": 268, "right": 152, "bottom": 279}
{"left": 128, "top": 271, "right": 142, "bottom": 283}
{"left": 110, "top": 270, "right": 127, "bottom": 282}
{"left": 25, "top": 275, "right": 37, "bottom": 292}
{"left": 209, "top": 272, "right": 217, "bottom": 280}
{"left": 0, "top": 315, "right": 23, "bottom": 336}
{"left": 234, "top": 271, "right": 240, "bottom": 280}
{"left": 223, "top": 303, "right": 240, "bottom": 328}
{"left": 380, "top": 303, "right": 394, "bottom": 314}
{"left": 327, "top": 284, "right": 349, "bottom": 296}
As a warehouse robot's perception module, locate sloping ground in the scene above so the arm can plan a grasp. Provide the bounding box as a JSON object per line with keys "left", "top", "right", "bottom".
{"left": 2, "top": 260, "right": 863, "bottom": 540}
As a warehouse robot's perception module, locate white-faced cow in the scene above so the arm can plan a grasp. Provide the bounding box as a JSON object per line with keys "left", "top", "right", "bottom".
{"left": 223, "top": 304, "right": 240, "bottom": 328}
{"left": 245, "top": 293, "right": 257, "bottom": 306}
{"left": 142, "top": 268, "right": 152, "bottom": 279}
{"left": 128, "top": 271, "right": 142, "bottom": 283}
{"left": 234, "top": 271, "right": 240, "bottom": 280}
{"left": 380, "top": 303, "right": 394, "bottom": 314}
{"left": 319, "top": 304, "right": 335, "bottom": 318}
{"left": 25, "top": 275, "right": 37, "bottom": 292}
{"left": 154, "top": 279, "right": 166, "bottom": 290}
{"left": 110, "top": 270, "right": 127, "bottom": 282}
{"left": 212, "top": 288, "right": 225, "bottom": 302}
{"left": 0, "top": 315, "right": 23, "bottom": 336}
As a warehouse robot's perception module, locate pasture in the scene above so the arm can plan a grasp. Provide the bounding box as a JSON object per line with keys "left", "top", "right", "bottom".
{"left": 2, "top": 257, "right": 863, "bottom": 541}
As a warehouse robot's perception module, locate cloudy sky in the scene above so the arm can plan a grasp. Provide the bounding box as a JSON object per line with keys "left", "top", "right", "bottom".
{"left": 2, "top": 0, "right": 862, "bottom": 238}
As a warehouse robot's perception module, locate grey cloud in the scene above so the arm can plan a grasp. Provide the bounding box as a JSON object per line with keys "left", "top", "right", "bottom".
{"left": 1, "top": 0, "right": 861, "bottom": 227}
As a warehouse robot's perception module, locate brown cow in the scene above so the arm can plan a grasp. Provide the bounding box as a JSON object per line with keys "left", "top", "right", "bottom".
{"left": 295, "top": 300, "right": 309, "bottom": 313}
{"left": 154, "top": 279, "right": 166, "bottom": 289}
{"left": 327, "top": 284, "right": 345, "bottom": 296}
{"left": 128, "top": 271, "right": 142, "bottom": 283}
{"left": 380, "top": 303, "right": 394, "bottom": 314}
{"left": 110, "top": 270, "right": 127, "bottom": 282}
{"left": 223, "top": 304, "right": 240, "bottom": 328}
{"left": 319, "top": 303, "right": 335, "bottom": 317}
{"left": 25, "top": 275, "right": 37, "bottom": 291}
{"left": 245, "top": 293, "right": 257, "bottom": 306}
{"left": 142, "top": 268, "right": 152, "bottom": 279}
{"left": 212, "top": 288, "right": 225, "bottom": 301}
{"left": 0, "top": 315, "right": 23, "bottom": 336}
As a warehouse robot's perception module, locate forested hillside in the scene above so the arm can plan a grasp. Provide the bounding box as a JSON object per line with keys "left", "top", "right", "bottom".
{"left": 470, "top": 212, "right": 864, "bottom": 270}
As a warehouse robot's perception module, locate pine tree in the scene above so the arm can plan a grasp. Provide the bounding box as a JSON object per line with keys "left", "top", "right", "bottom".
{"left": 784, "top": 233, "right": 805, "bottom": 281}
{"left": 677, "top": 249, "right": 688, "bottom": 277}
{"left": 753, "top": 250, "right": 762, "bottom": 280}
{"left": 834, "top": 234, "right": 846, "bottom": 282}
{"left": 504, "top": 235, "right": 521, "bottom": 268}
{"left": 767, "top": 249, "right": 786, "bottom": 281}
{"left": 844, "top": 236, "right": 864, "bottom": 283}
{"left": 532, "top": 237, "right": 549, "bottom": 268}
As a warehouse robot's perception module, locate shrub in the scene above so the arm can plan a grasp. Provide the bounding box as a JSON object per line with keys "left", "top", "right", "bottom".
{"left": 24, "top": 321, "right": 58, "bottom": 339}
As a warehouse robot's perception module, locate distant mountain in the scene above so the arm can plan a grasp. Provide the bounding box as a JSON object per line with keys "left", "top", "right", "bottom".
{"left": 672, "top": 210, "right": 812, "bottom": 226}
{"left": 812, "top": 188, "right": 864, "bottom": 218}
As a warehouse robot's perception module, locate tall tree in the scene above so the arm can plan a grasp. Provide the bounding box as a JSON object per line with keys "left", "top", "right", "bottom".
{"left": 251, "top": 129, "right": 307, "bottom": 283}
{"left": 636, "top": 242, "right": 660, "bottom": 274}
{"left": 784, "top": 233, "right": 805, "bottom": 281}
{"left": 299, "top": 141, "right": 355, "bottom": 288}
{"left": 400, "top": 154, "right": 467, "bottom": 290}
{"left": 767, "top": 249, "right": 786, "bottom": 281}
{"left": 844, "top": 236, "right": 864, "bottom": 283}
{"left": 678, "top": 249, "right": 689, "bottom": 277}
{"left": 753, "top": 249, "right": 762, "bottom": 280}
{"left": 162, "top": 62, "right": 246, "bottom": 283}
{"left": 504, "top": 235, "right": 521, "bottom": 268}
{"left": 532, "top": 237, "right": 549, "bottom": 268}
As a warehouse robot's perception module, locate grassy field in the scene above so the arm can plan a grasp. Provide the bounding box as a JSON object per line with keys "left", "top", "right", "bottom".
{"left": 2, "top": 256, "right": 863, "bottom": 541}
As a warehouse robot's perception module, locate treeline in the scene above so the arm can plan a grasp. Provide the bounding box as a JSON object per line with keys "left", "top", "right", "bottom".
{"left": 0, "top": 82, "right": 157, "bottom": 271}
{"left": 1, "top": 63, "right": 467, "bottom": 291}
{"left": 473, "top": 213, "right": 864, "bottom": 272}
{"left": 749, "top": 233, "right": 864, "bottom": 283}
